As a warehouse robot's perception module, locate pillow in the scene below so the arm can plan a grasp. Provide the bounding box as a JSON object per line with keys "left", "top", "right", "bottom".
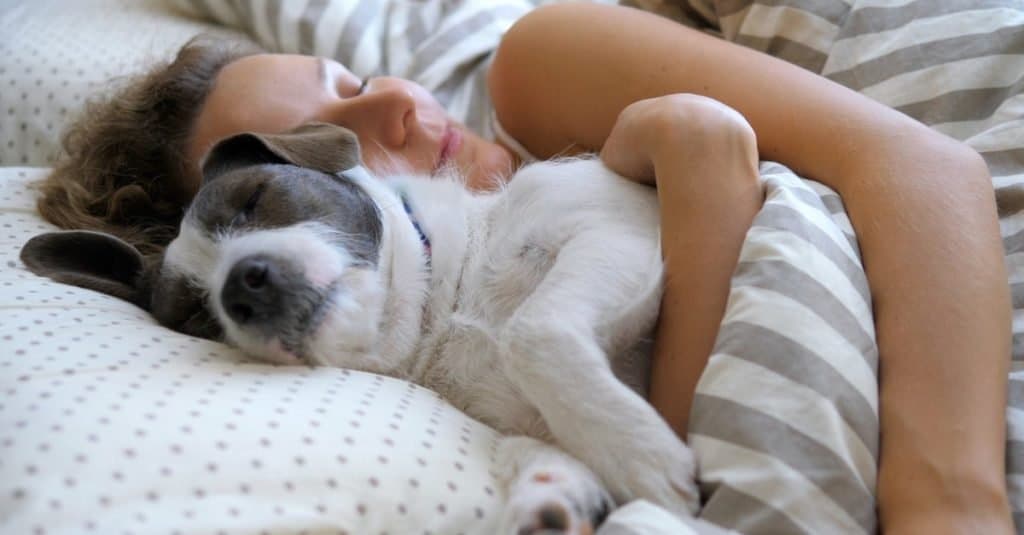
{"left": 0, "top": 167, "right": 507, "bottom": 534}
{"left": 0, "top": 0, "right": 254, "bottom": 167}
{"left": 691, "top": 165, "right": 877, "bottom": 534}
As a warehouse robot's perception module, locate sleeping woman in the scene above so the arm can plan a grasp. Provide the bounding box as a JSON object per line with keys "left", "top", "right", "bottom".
{"left": 35, "top": 3, "right": 1012, "bottom": 533}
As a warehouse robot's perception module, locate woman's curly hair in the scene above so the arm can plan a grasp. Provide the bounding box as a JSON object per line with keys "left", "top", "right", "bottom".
{"left": 35, "top": 35, "right": 259, "bottom": 256}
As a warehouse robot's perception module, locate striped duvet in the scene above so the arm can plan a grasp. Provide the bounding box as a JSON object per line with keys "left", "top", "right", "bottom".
{"left": 670, "top": 2, "right": 1024, "bottom": 533}
{"left": 173, "top": 0, "right": 1024, "bottom": 533}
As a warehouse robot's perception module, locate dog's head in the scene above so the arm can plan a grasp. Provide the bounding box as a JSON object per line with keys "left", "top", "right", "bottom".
{"left": 22, "top": 123, "right": 417, "bottom": 369}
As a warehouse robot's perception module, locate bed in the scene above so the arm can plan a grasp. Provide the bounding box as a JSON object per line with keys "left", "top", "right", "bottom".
{"left": 1, "top": 0, "right": 1022, "bottom": 533}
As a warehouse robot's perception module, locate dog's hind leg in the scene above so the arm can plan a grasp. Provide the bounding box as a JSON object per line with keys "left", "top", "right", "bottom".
{"left": 496, "top": 235, "right": 700, "bottom": 517}
{"left": 495, "top": 435, "right": 613, "bottom": 535}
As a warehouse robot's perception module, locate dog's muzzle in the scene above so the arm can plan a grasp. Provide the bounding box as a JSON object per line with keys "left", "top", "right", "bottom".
{"left": 220, "top": 254, "right": 330, "bottom": 347}
{"left": 221, "top": 255, "right": 284, "bottom": 325}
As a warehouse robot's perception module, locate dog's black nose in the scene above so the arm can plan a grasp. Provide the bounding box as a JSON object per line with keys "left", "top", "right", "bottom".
{"left": 221, "top": 255, "right": 282, "bottom": 326}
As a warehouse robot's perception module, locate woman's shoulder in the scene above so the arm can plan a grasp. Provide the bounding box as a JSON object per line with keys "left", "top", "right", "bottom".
{"left": 487, "top": 2, "right": 723, "bottom": 160}
{"left": 487, "top": 3, "right": 626, "bottom": 159}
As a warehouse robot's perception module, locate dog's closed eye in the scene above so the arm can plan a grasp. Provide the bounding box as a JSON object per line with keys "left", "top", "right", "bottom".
{"left": 234, "top": 183, "right": 266, "bottom": 226}
{"left": 243, "top": 183, "right": 265, "bottom": 214}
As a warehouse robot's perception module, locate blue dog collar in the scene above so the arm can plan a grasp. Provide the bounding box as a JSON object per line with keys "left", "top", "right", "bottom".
{"left": 397, "top": 190, "right": 431, "bottom": 265}
{"left": 341, "top": 168, "right": 432, "bottom": 266}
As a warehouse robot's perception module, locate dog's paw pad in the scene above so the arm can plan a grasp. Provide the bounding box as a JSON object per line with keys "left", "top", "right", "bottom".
{"left": 531, "top": 472, "right": 555, "bottom": 484}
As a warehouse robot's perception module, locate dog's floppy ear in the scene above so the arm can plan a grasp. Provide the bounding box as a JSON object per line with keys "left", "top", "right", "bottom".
{"left": 20, "top": 230, "right": 150, "bottom": 309}
{"left": 201, "top": 122, "right": 361, "bottom": 183}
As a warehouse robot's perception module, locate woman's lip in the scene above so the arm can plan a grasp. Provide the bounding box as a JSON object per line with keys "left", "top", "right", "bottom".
{"left": 436, "top": 123, "right": 462, "bottom": 172}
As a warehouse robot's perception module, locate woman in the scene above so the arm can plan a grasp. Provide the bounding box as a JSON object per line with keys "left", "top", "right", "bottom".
{"left": 38, "top": 3, "right": 1011, "bottom": 532}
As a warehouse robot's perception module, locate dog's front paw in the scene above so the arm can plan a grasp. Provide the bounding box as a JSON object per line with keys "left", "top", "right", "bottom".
{"left": 499, "top": 454, "right": 613, "bottom": 535}
{"left": 612, "top": 438, "right": 700, "bottom": 517}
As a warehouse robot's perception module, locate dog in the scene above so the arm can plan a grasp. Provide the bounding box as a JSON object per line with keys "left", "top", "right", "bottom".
{"left": 21, "top": 122, "right": 699, "bottom": 533}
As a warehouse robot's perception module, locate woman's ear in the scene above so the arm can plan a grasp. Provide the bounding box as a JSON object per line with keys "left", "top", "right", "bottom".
{"left": 200, "top": 122, "right": 362, "bottom": 183}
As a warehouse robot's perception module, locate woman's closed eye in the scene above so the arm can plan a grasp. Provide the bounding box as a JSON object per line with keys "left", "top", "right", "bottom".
{"left": 337, "top": 76, "right": 369, "bottom": 98}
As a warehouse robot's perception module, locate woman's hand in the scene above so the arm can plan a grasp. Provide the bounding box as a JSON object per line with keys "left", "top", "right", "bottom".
{"left": 600, "top": 93, "right": 758, "bottom": 187}
{"left": 602, "top": 94, "right": 764, "bottom": 435}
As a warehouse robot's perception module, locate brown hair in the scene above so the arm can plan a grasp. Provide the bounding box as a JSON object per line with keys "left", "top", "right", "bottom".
{"left": 35, "top": 35, "right": 259, "bottom": 256}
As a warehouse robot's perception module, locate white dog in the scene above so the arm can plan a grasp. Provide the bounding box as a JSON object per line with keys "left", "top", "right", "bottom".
{"left": 21, "top": 123, "right": 699, "bottom": 534}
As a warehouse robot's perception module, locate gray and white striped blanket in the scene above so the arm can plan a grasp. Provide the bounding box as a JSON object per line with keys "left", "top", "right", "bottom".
{"left": 174, "top": 0, "right": 1024, "bottom": 533}
{"left": 673, "top": 2, "right": 1024, "bottom": 533}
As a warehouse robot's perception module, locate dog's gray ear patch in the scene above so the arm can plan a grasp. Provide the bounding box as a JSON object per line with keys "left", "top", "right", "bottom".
{"left": 202, "top": 122, "right": 362, "bottom": 183}
{"left": 20, "top": 230, "right": 148, "bottom": 307}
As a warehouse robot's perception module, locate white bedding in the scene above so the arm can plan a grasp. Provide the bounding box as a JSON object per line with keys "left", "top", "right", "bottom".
{"left": 5, "top": 0, "right": 1024, "bottom": 534}
{"left": 0, "top": 2, "right": 511, "bottom": 533}
{"left": 0, "top": 171, "right": 503, "bottom": 535}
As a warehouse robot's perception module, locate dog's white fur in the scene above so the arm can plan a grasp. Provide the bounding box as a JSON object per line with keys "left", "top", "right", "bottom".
{"left": 167, "top": 156, "right": 699, "bottom": 531}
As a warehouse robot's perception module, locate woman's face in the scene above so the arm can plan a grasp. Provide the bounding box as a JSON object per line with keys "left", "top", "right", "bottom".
{"left": 187, "top": 54, "right": 518, "bottom": 195}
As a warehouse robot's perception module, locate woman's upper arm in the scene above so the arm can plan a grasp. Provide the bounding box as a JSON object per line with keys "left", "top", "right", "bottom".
{"left": 487, "top": 2, "right": 978, "bottom": 192}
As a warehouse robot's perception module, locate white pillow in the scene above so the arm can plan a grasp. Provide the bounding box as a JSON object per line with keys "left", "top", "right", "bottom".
{"left": 0, "top": 0, "right": 253, "bottom": 167}
{"left": 0, "top": 167, "right": 506, "bottom": 534}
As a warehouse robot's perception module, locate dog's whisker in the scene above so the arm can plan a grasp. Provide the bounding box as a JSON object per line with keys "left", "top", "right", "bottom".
{"left": 366, "top": 140, "right": 415, "bottom": 177}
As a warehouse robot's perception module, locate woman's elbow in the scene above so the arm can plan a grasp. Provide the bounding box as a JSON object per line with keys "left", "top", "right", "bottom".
{"left": 936, "top": 134, "right": 994, "bottom": 199}
{"left": 959, "top": 143, "right": 993, "bottom": 190}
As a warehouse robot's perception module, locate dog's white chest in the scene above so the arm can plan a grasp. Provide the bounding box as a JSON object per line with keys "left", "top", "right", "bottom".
{"left": 408, "top": 192, "right": 562, "bottom": 435}
{"left": 394, "top": 158, "right": 663, "bottom": 436}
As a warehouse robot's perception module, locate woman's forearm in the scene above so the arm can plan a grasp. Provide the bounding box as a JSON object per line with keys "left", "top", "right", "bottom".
{"left": 839, "top": 129, "right": 1012, "bottom": 531}
{"left": 492, "top": 3, "right": 1014, "bottom": 529}
{"left": 598, "top": 96, "right": 764, "bottom": 434}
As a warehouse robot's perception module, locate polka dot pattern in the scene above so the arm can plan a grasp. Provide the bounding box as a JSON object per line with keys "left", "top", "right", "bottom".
{"left": 1, "top": 168, "right": 503, "bottom": 533}
{"left": 0, "top": 0, "right": 251, "bottom": 166}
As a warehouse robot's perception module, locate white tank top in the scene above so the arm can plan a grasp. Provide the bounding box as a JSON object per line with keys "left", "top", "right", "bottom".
{"left": 490, "top": 110, "right": 538, "bottom": 164}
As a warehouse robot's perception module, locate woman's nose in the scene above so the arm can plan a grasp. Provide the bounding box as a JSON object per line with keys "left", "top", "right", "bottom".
{"left": 320, "top": 81, "right": 418, "bottom": 149}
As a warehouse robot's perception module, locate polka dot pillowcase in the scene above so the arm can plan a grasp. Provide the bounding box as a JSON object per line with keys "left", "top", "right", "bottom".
{"left": 0, "top": 0, "right": 251, "bottom": 167}
{"left": 0, "top": 168, "right": 505, "bottom": 533}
